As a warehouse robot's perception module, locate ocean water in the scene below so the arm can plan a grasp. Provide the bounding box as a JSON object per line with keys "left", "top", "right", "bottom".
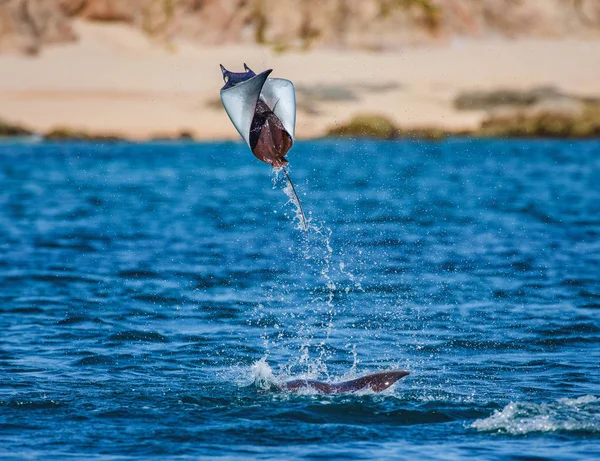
{"left": 0, "top": 139, "right": 599, "bottom": 460}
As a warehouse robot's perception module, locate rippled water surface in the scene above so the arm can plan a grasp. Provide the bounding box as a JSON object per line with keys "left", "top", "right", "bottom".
{"left": 1, "top": 139, "right": 599, "bottom": 460}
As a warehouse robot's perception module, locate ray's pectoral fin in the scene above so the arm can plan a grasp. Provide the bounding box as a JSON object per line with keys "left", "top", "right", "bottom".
{"left": 220, "top": 69, "right": 272, "bottom": 147}
{"left": 249, "top": 100, "right": 293, "bottom": 168}
{"left": 280, "top": 370, "right": 410, "bottom": 394}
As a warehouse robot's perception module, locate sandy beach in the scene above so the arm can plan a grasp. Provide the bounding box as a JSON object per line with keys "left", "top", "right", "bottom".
{"left": 2, "top": 20, "right": 600, "bottom": 140}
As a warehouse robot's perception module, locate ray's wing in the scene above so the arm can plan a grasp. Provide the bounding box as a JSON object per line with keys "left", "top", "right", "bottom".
{"left": 260, "top": 78, "right": 296, "bottom": 140}
{"left": 220, "top": 70, "right": 272, "bottom": 147}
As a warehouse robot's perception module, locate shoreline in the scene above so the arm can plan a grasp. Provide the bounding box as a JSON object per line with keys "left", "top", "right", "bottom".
{"left": 1, "top": 21, "right": 600, "bottom": 141}
{"left": 2, "top": 132, "right": 600, "bottom": 143}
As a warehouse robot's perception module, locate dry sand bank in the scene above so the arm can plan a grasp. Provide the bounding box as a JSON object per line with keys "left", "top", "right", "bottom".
{"left": 1, "top": 21, "right": 600, "bottom": 140}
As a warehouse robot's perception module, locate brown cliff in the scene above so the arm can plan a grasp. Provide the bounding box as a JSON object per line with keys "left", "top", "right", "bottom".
{"left": 0, "top": 0, "right": 75, "bottom": 54}
{"left": 1, "top": 0, "right": 600, "bottom": 55}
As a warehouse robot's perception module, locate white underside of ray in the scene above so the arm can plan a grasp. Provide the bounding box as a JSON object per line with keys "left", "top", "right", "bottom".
{"left": 260, "top": 78, "right": 296, "bottom": 140}
{"left": 220, "top": 70, "right": 271, "bottom": 147}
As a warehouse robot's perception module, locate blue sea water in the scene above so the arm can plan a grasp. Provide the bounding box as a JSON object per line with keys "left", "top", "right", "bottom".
{"left": 0, "top": 139, "right": 599, "bottom": 460}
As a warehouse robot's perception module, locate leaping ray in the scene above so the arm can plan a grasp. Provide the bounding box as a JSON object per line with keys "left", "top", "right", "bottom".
{"left": 219, "top": 63, "right": 307, "bottom": 232}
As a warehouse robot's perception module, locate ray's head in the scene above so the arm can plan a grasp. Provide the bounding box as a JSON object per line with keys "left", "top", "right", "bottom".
{"left": 220, "top": 63, "right": 257, "bottom": 90}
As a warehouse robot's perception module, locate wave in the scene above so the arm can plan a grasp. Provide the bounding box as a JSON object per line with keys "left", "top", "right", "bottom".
{"left": 73, "top": 354, "right": 116, "bottom": 366}
{"left": 107, "top": 330, "right": 170, "bottom": 343}
{"left": 237, "top": 358, "right": 337, "bottom": 394}
{"left": 472, "top": 395, "right": 600, "bottom": 435}
{"left": 1, "top": 398, "right": 64, "bottom": 410}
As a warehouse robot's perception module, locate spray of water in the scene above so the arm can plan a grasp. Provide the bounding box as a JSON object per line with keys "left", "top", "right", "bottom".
{"left": 232, "top": 167, "right": 409, "bottom": 390}
{"left": 243, "top": 171, "right": 367, "bottom": 382}
{"left": 270, "top": 167, "right": 309, "bottom": 232}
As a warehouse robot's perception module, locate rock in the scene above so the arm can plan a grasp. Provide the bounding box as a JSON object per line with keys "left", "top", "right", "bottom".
{"left": 3, "top": 0, "right": 600, "bottom": 55}
{"left": 76, "top": 0, "right": 137, "bottom": 22}
{"left": 56, "top": 0, "right": 86, "bottom": 16}
{"left": 0, "top": 0, "right": 76, "bottom": 54}
{"left": 574, "top": 0, "right": 600, "bottom": 27}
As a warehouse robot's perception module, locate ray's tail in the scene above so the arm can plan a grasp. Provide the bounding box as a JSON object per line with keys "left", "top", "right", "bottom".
{"left": 283, "top": 168, "right": 308, "bottom": 232}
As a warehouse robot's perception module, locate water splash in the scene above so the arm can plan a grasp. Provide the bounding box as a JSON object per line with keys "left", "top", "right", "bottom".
{"left": 244, "top": 358, "right": 401, "bottom": 396}
{"left": 261, "top": 169, "right": 398, "bottom": 381}
{"left": 249, "top": 357, "right": 279, "bottom": 390}
{"left": 472, "top": 395, "right": 600, "bottom": 435}
{"left": 265, "top": 169, "right": 366, "bottom": 370}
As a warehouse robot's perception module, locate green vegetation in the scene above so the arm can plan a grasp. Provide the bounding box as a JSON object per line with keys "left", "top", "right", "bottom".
{"left": 252, "top": 0, "right": 268, "bottom": 45}
{"left": 326, "top": 104, "right": 600, "bottom": 140}
{"left": 326, "top": 114, "right": 448, "bottom": 140}
{"left": 479, "top": 104, "right": 600, "bottom": 138}
{"left": 150, "top": 130, "right": 195, "bottom": 141}
{"left": 272, "top": 42, "right": 290, "bottom": 54}
{"left": 379, "top": 0, "right": 441, "bottom": 32}
{"left": 0, "top": 119, "right": 32, "bottom": 137}
{"left": 454, "top": 87, "right": 564, "bottom": 111}
{"left": 142, "top": 0, "right": 175, "bottom": 38}
{"left": 251, "top": 0, "right": 310, "bottom": 53}
{"left": 45, "top": 127, "right": 125, "bottom": 142}
{"left": 44, "top": 127, "right": 194, "bottom": 142}
{"left": 454, "top": 86, "right": 600, "bottom": 138}
{"left": 299, "top": 14, "right": 321, "bottom": 50}
{"left": 400, "top": 126, "right": 448, "bottom": 140}
{"left": 327, "top": 114, "right": 399, "bottom": 139}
